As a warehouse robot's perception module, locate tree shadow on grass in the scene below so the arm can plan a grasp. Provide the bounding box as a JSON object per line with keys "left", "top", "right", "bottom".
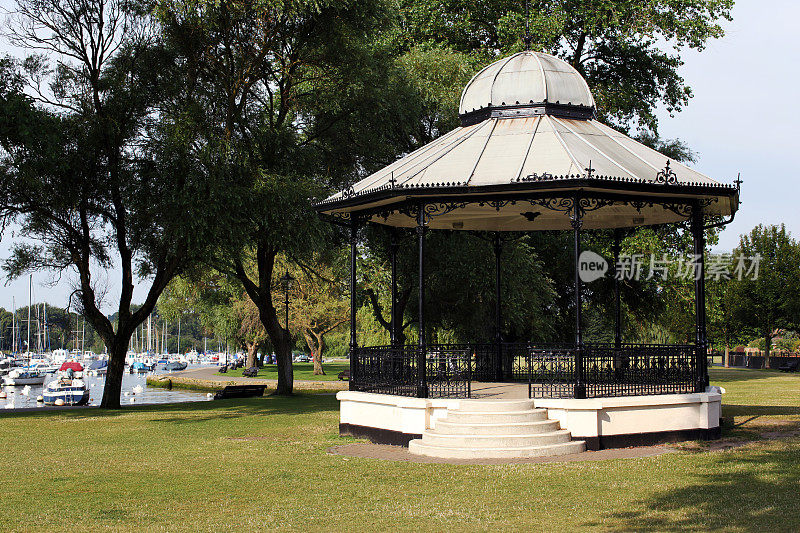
{"left": 147, "top": 396, "right": 338, "bottom": 424}
{"left": 723, "top": 404, "right": 800, "bottom": 418}
{"left": 589, "top": 441, "right": 800, "bottom": 531}
{"left": 0, "top": 393, "right": 339, "bottom": 423}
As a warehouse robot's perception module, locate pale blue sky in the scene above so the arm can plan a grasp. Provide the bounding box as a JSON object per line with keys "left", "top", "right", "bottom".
{"left": 0, "top": 0, "right": 797, "bottom": 311}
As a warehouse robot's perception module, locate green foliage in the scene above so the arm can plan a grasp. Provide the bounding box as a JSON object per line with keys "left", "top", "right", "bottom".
{"left": 393, "top": 0, "right": 733, "bottom": 132}
{"left": 0, "top": 0, "right": 239, "bottom": 406}
{"left": 360, "top": 229, "right": 557, "bottom": 344}
{"left": 728, "top": 224, "right": 800, "bottom": 357}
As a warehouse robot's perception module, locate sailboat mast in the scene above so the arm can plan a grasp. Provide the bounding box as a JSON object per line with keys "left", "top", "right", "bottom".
{"left": 12, "top": 297, "right": 16, "bottom": 355}
{"left": 27, "top": 274, "right": 31, "bottom": 357}
{"left": 36, "top": 302, "right": 40, "bottom": 353}
{"left": 44, "top": 304, "right": 48, "bottom": 352}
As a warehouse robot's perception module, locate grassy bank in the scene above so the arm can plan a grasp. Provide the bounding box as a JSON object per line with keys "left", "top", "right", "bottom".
{"left": 220, "top": 361, "right": 350, "bottom": 381}
{"left": 146, "top": 375, "right": 225, "bottom": 393}
{"left": 0, "top": 369, "right": 798, "bottom": 531}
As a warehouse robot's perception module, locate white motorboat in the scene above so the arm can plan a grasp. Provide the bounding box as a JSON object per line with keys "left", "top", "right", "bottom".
{"left": 25, "top": 361, "right": 59, "bottom": 373}
{"left": 42, "top": 377, "right": 89, "bottom": 406}
{"left": 2, "top": 369, "right": 46, "bottom": 386}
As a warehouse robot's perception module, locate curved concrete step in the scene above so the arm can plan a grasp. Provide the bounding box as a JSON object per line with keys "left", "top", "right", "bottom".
{"left": 421, "top": 429, "right": 572, "bottom": 448}
{"left": 446, "top": 409, "right": 548, "bottom": 424}
{"left": 434, "top": 418, "right": 560, "bottom": 435}
{"left": 458, "top": 399, "right": 535, "bottom": 412}
{"left": 408, "top": 439, "right": 586, "bottom": 459}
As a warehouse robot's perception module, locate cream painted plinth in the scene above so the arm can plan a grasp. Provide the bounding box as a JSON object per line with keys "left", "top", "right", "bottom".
{"left": 533, "top": 387, "right": 723, "bottom": 448}
{"left": 337, "top": 387, "right": 722, "bottom": 449}
{"left": 337, "top": 391, "right": 462, "bottom": 441}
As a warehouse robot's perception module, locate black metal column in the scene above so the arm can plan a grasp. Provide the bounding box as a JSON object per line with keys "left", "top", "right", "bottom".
{"left": 389, "top": 229, "right": 399, "bottom": 347}
{"left": 493, "top": 233, "right": 503, "bottom": 381}
{"left": 349, "top": 219, "right": 359, "bottom": 389}
{"left": 572, "top": 197, "right": 586, "bottom": 399}
{"left": 416, "top": 206, "right": 428, "bottom": 398}
{"left": 613, "top": 229, "right": 622, "bottom": 350}
{"left": 691, "top": 205, "right": 709, "bottom": 391}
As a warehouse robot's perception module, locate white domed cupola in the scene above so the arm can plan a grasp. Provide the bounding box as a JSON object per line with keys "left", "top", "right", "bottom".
{"left": 459, "top": 51, "right": 595, "bottom": 126}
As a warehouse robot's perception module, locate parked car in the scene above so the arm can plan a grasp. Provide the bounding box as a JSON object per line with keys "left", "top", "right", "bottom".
{"left": 293, "top": 353, "right": 311, "bottom": 363}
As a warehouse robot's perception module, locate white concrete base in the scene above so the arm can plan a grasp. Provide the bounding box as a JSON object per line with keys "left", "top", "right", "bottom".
{"left": 534, "top": 387, "right": 723, "bottom": 449}
{"left": 337, "top": 391, "right": 461, "bottom": 444}
{"left": 337, "top": 387, "right": 723, "bottom": 450}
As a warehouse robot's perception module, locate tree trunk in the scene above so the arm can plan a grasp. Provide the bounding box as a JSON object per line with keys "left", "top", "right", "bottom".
{"left": 312, "top": 333, "right": 326, "bottom": 375}
{"left": 274, "top": 332, "right": 292, "bottom": 393}
{"left": 101, "top": 337, "right": 129, "bottom": 409}
{"left": 764, "top": 331, "right": 772, "bottom": 369}
{"left": 245, "top": 341, "right": 258, "bottom": 369}
{"left": 724, "top": 345, "right": 729, "bottom": 368}
{"left": 261, "top": 308, "right": 292, "bottom": 394}
{"left": 233, "top": 244, "right": 293, "bottom": 394}
{"left": 304, "top": 329, "right": 326, "bottom": 376}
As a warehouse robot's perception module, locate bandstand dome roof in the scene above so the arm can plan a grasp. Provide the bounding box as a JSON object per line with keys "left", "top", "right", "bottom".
{"left": 316, "top": 51, "right": 739, "bottom": 232}
{"left": 459, "top": 52, "right": 594, "bottom": 115}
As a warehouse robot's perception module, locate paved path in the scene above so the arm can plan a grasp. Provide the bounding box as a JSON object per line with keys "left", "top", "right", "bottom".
{"left": 328, "top": 442, "right": 675, "bottom": 465}
{"left": 156, "top": 366, "right": 349, "bottom": 391}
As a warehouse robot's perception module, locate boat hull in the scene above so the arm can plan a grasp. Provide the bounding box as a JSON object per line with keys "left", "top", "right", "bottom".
{"left": 2, "top": 375, "right": 46, "bottom": 386}
{"left": 42, "top": 389, "right": 90, "bottom": 406}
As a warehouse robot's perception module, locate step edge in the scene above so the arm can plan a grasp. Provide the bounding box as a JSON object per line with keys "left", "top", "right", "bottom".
{"left": 425, "top": 429, "right": 572, "bottom": 438}
{"left": 409, "top": 441, "right": 586, "bottom": 452}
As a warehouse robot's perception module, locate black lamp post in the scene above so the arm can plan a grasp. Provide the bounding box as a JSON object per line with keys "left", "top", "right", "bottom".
{"left": 280, "top": 270, "right": 295, "bottom": 333}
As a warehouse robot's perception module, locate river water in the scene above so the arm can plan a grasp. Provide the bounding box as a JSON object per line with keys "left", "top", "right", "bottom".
{"left": 2, "top": 364, "right": 214, "bottom": 410}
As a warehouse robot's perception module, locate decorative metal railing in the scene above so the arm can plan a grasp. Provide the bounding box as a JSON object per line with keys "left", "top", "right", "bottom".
{"left": 351, "top": 345, "right": 419, "bottom": 397}
{"left": 582, "top": 343, "right": 697, "bottom": 397}
{"left": 350, "top": 342, "right": 701, "bottom": 399}
{"left": 426, "top": 344, "right": 473, "bottom": 398}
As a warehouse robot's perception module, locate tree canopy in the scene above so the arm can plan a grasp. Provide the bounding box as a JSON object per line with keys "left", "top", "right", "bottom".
{"left": 0, "top": 0, "right": 229, "bottom": 406}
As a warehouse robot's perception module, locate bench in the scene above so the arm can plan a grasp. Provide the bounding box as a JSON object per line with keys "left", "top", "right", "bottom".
{"left": 337, "top": 369, "right": 350, "bottom": 381}
{"left": 213, "top": 385, "right": 267, "bottom": 400}
{"left": 242, "top": 366, "right": 258, "bottom": 377}
{"left": 778, "top": 360, "right": 799, "bottom": 373}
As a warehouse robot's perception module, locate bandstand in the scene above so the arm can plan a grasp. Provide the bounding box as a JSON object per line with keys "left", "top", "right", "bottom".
{"left": 315, "top": 51, "right": 739, "bottom": 457}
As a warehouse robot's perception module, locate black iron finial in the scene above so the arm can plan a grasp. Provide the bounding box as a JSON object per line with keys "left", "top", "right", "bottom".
{"left": 734, "top": 173, "right": 742, "bottom": 193}
{"left": 655, "top": 160, "right": 678, "bottom": 185}
{"left": 389, "top": 172, "right": 397, "bottom": 188}
{"left": 522, "top": 0, "right": 532, "bottom": 50}
{"left": 584, "top": 160, "right": 595, "bottom": 179}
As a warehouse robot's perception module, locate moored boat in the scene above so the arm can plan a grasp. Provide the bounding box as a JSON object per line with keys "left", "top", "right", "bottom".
{"left": 58, "top": 361, "right": 84, "bottom": 378}
{"left": 163, "top": 361, "right": 188, "bottom": 372}
{"left": 1, "top": 369, "right": 46, "bottom": 386}
{"left": 129, "top": 361, "right": 153, "bottom": 374}
{"left": 42, "top": 377, "right": 90, "bottom": 406}
{"left": 87, "top": 360, "right": 108, "bottom": 376}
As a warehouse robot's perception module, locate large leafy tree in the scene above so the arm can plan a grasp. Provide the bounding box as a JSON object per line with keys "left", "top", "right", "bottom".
{"left": 0, "top": 0, "right": 226, "bottom": 407}
{"left": 729, "top": 225, "right": 800, "bottom": 367}
{"left": 361, "top": 228, "right": 557, "bottom": 345}
{"left": 156, "top": 0, "right": 397, "bottom": 394}
{"left": 285, "top": 254, "right": 349, "bottom": 375}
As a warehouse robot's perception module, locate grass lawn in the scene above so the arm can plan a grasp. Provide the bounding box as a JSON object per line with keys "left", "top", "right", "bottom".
{"left": 1, "top": 368, "right": 798, "bottom": 531}
{"left": 220, "top": 361, "right": 349, "bottom": 381}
